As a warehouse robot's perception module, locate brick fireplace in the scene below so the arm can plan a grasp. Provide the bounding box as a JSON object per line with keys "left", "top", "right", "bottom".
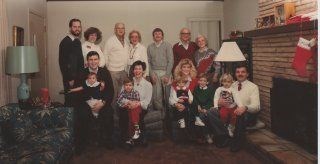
{"left": 245, "top": 20, "right": 317, "bottom": 127}
{"left": 244, "top": 21, "right": 317, "bottom": 153}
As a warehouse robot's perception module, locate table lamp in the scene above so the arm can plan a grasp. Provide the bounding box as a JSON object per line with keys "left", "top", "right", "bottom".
{"left": 6, "top": 46, "right": 39, "bottom": 107}
{"left": 215, "top": 42, "right": 246, "bottom": 74}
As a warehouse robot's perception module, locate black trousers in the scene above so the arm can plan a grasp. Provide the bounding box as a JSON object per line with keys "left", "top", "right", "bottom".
{"left": 231, "top": 112, "right": 258, "bottom": 145}
{"left": 74, "top": 103, "right": 114, "bottom": 147}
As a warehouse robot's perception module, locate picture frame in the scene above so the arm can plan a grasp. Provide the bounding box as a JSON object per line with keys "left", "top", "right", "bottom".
{"left": 13, "top": 26, "right": 24, "bottom": 46}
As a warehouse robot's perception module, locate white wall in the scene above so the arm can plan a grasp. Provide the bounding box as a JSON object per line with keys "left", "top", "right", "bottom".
{"left": 6, "top": 0, "right": 46, "bottom": 102}
{"left": 223, "top": 0, "right": 258, "bottom": 39}
{"left": 47, "top": 1, "right": 223, "bottom": 102}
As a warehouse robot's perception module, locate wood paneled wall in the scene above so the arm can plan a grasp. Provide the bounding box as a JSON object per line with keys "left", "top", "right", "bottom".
{"left": 252, "top": 29, "right": 317, "bottom": 127}
{"left": 259, "top": 0, "right": 317, "bottom": 17}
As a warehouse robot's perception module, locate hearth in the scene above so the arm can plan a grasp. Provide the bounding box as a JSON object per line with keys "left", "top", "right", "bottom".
{"left": 270, "top": 77, "right": 317, "bottom": 154}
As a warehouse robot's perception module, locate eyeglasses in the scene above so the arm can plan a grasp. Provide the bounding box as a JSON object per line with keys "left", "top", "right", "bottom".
{"left": 180, "top": 32, "right": 190, "bottom": 35}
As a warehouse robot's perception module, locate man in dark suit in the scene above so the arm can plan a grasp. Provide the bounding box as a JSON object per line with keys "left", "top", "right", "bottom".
{"left": 59, "top": 18, "right": 84, "bottom": 107}
{"left": 77, "top": 51, "right": 114, "bottom": 153}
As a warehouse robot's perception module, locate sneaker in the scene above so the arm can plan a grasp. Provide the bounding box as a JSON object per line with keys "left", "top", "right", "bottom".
{"left": 132, "top": 129, "right": 140, "bottom": 139}
{"left": 195, "top": 117, "right": 205, "bottom": 126}
{"left": 206, "top": 135, "right": 213, "bottom": 144}
{"left": 178, "top": 119, "right": 186, "bottom": 128}
{"left": 228, "top": 124, "right": 235, "bottom": 137}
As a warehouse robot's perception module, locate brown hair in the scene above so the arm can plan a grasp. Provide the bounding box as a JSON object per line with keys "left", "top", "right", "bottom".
{"left": 84, "top": 27, "right": 102, "bottom": 41}
{"left": 123, "top": 78, "right": 133, "bottom": 85}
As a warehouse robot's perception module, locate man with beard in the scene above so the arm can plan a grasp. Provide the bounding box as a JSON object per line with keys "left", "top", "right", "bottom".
{"left": 219, "top": 65, "right": 260, "bottom": 152}
{"left": 59, "top": 18, "right": 84, "bottom": 107}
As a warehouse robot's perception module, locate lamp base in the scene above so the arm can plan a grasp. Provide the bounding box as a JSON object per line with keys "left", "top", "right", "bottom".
{"left": 18, "top": 99, "right": 31, "bottom": 110}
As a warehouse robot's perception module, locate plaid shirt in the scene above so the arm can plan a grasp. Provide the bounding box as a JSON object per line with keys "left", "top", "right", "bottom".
{"left": 117, "top": 89, "right": 140, "bottom": 107}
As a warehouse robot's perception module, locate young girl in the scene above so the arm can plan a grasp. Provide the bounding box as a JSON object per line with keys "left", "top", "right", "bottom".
{"left": 214, "top": 73, "right": 244, "bottom": 137}
{"left": 169, "top": 78, "right": 193, "bottom": 128}
{"left": 64, "top": 72, "right": 105, "bottom": 118}
{"left": 117, "top": 78, "right": 141, "bottom": 141}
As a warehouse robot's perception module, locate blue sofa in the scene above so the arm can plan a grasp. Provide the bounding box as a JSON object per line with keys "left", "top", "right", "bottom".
{"left": 0, "top": 104, "right": 73, "bottom": 163}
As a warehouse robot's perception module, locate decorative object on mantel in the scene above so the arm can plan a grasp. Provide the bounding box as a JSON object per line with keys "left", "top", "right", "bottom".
{"left": 274, "top": 2, "right": 295, "bottom": 26}
{"left": 292, "top": 37, "right": 317, "bottom": 77}
{"left": 40, "top": 88, "right": 51, "bottom": 109}
{"left": 256, "top": 15, "right": 275, "bottom": 29}
{"left": 5, "top": 46, "right": 40, "bottom": 110}
{"left": 287, "top": 11, "right": 317, "bottom": 25}
{"left": 229, "top": 30, "right": 243, "bottom": 39}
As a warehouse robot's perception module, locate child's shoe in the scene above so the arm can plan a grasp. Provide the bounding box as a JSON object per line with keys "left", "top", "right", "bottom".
{"left": 206, "top": 134, "right": 213, "bottom": 144}
{"left": 132, "top": 125, "right": 140, "bottom": 139}
{"left": 228, "top": 124, "right": 235, "bottom": 137}
{"left": 178, "top": 119, "right": 186, "bottom": 128}
{"left": 195, "top": 116, "right": 205, "bottom": 126}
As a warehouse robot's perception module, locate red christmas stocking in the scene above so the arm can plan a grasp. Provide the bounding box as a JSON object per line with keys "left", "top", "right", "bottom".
{"left": 292, "top": 37, "right": 316, "bottom": 77}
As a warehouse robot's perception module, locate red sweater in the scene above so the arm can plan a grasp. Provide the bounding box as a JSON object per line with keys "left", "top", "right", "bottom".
{"left": 172, "top": 42, "right": 198, "bottom": 72}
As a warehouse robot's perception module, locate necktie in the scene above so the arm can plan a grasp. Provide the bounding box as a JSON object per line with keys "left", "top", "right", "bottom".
{"left": 238, "top": 82, "right": 242, "bottom": 91}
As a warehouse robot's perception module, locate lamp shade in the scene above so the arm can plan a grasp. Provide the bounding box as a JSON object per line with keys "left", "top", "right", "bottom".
{"left": 6, "top": 46, "right": 39, "bottom": 74}
{"left": 215, "top": 42, "right": 246, "bottom": 62}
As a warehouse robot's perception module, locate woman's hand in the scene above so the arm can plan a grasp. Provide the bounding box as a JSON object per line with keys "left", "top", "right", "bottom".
{"left": 151, "top": 73, "right": 157, "bottom": 85}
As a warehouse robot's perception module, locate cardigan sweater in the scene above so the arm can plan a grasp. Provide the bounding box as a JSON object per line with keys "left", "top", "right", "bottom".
{"left": 104, "top": 35, "right": 129, "bottom": 72}
{"left": 172, "top": 41, "right": 198, "bottom": 72}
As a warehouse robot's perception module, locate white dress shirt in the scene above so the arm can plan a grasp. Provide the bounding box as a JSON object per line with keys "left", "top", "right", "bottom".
{"left": 133, "top": 77, "right": 152, "bottom": 110}
{"left": 127, "top": 43, "right": 149, "bottom": 76}
{"left": 103, "top": 35, "right": 129, "bottom": 71}
{"left": 82, "top": 41, "right": 106, "bottom": 67}
{"left": 231, "top": 80, "right": 260, "bottom": 113}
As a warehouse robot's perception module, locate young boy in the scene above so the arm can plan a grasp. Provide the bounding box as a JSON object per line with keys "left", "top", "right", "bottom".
{"left": 169, "top": 78, "right": 193, "bottom": 128}
{"left": 117, "top": 78, "right": 141, "bottom": 140}
{"left": 193, "top": 74, "right": 215, "bottom": 143}
{"left": 64, "top": 72, "right": 105, "bottom": 118}
{"left": 213, "top": 73, "right": 244, "bottom": 137}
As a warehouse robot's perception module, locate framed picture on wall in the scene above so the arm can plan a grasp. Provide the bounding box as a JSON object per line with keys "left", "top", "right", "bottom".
{"left": 13, "top": 26, "right": 24, "bottom": 46}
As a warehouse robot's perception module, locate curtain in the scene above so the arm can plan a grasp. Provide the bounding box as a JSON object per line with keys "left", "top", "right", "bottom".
{"left": 189, "top": 19, "right": 221, "bottom": 51}
{"left": 0, "top": 0, "right": 10, "bottom": 105}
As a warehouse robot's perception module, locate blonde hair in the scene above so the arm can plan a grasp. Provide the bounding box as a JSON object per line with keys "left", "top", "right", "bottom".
{"left": 219, "top": 73, "right": 233, "bottom": 84}
{"left": 173, "top": 58, "right": 197, "bottom": 80}
{"left": 128, "top": 30, "right": 142, "bottom": 43}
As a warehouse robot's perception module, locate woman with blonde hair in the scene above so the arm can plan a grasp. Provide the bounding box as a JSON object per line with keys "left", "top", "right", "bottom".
{"left": 173, "top": 58, "right": 198, "bottom": 92}
{"left": 127, "top": 30, "right": 149, "bottom": 77}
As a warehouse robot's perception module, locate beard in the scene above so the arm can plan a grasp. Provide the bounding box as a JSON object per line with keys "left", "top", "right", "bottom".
{"left": 71, "top": 30, "right": 81, "bottom": 37}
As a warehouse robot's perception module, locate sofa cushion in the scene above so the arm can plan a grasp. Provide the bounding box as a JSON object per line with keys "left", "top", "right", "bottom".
{"left": 2, "top": 111, "right": 33, "bottom": 145}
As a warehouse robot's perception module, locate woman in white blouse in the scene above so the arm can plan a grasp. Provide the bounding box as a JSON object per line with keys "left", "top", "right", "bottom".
{"left": 129, "top": 60, "right": 152, "bottom": 145}
{"left": 82, "top": 27, "right": 106, "bottom": 67}
{"left": 127, "top": 30, "right": 149, "bottom": 77}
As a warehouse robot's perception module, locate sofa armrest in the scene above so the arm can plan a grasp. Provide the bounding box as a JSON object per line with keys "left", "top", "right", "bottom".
{"left": 29, "top": 107, "right": 73, "bottom": 130}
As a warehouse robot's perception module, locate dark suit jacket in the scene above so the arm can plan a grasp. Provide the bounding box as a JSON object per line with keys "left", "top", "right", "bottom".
{"left": 59, "top": 36, "right": 84, "bottom": 88}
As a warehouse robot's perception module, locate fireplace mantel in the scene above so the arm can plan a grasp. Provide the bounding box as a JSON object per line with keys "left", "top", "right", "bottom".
{"left": 244, "top": 20, "right": 318, "bottom": 37}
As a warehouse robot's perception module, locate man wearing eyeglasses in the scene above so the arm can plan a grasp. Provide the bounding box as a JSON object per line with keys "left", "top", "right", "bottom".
{"left": 104, "top": 23, "right": 129, "bottom": 108}
{"left": 172, "top": 28, "right": 198, "bottom": 72}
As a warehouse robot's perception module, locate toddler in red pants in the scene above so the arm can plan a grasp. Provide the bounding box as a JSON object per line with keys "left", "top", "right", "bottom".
{"left": 117, "top": 78, "right": 141, "bottom": 141}
{"left": 213, "top": 73, "right": 244, "bottom": 137}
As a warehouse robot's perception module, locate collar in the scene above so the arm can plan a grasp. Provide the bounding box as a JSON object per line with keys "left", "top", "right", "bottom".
{"left": 200, "top": 86, "right": 208, "bottom": 90}
{"left": 86, "top": 81, "right": 100, "bottom": 87}
{"left": 89, "top": 67, "right": 99, "bottom": 74}
{"left": 67, "top": 33, "right": 78, "bottom": 41}
{"left": 178, "top": 41, "right": 189, "bottom": 46}
{"left": 155, "top": 40, "right": 163, "bottom": 47}
{"left": 237, "top": 79, "right": 248, "bottom": 85}
{"left": 130, "top": 43, "right": 140, "bottom": 49}
{"left": 176, "top": 86, "right": 187, "bottom": 90}
{"left": 198, "top": 47, "right": 208, "bottom": 53}
{"left": 84, "top": 41, "right": 95, "bottom": 46}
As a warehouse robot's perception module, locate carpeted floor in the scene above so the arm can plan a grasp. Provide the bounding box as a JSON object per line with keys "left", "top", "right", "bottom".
{"left": 71, "top": 139, "right": 262, "bottom": 164}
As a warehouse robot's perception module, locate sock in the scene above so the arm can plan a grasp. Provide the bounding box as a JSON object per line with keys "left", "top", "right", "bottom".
{"left": 292, "top": 37, "right": 316, "bottom": 77}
